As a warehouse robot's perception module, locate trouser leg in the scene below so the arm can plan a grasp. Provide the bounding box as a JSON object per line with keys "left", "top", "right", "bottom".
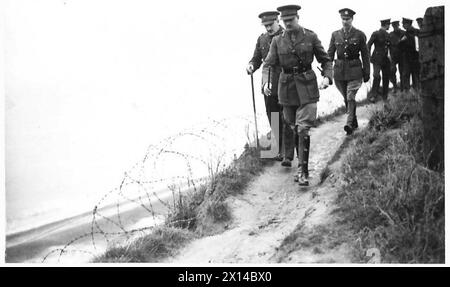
{"left": 334, "top": 80, "right": 348, "bottom": 111}
{"left": 265, "top": 95, "right": 283, "bottom": 156}
{"left": 371, "top": 64, "right": 382, "bottom": 99}
{"left": 294, "top": 103, "right": 317, "bottom": 185}
{"left": 344, "top": 79, "right": 362, "bottom": 133}
{"left": 282, "top": 105, "right": 297, "bottom": 162}
{"left": 398, "top": 59, "right": 405, "bottom": 91}
{"left": 412, "top": 57, "right": 420, "bottom": 90}
{"left": 346, "top": 100, "right": 356, "bottom": 127}
{"left": 381, "top": 62, "right": 391, "bottom": 99}
{"left": 390, "top": 60, "right": 398, "bottom": 90}
{"left": 401, "top": 58, "right": 412, "bottom": 90}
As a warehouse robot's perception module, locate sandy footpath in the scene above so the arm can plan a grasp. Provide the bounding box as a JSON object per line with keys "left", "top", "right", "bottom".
{"left": 5, "top": 191, "right": 172, "bottom": 263}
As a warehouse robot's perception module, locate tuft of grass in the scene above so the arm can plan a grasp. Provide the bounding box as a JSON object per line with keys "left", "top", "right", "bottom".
{"left": 166, "top": 145, "right": 264, "bottom": 233}
{"left": 95, "top": 145, "right": 265, "bottom": 262}
{"left": 337, "top": 91, "right": 444, "bottom": 263}
{"left": 92, "top": 227, "right": 194, "bottom": 263}
{"left": 193, "top": 146, "right": 265, "bottom": 234}
{"left": 274, "top": 223, "right": 353, "bottom": 262}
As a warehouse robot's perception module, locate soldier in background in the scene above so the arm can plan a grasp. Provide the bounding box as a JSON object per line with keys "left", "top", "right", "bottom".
{"left": 419, "top": 6, "right": 444, "bottom": 171}
{"left": 416, "top": 17, "right": 424, "bottom": 29}
{"left": 327, "top": 8, "right": 370, "bottom": 135}
{"left": 389, "top": 20, "right": 405, "bottom": 92}
{"left": 247, "top": 11, "right": 286, "bottom": 161}
{"left": 398, "top": 18, "right": 420, "bottom": 90}
{"left": 367, "top": 19, "right": 391, "bottom": 102}
{"left": 265, "top": 5, "right": 332, "bottom": 186}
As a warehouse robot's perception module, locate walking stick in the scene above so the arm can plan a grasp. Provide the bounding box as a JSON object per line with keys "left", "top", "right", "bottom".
{"left": 250, "top": 73, "right": 260, "bottom": 149}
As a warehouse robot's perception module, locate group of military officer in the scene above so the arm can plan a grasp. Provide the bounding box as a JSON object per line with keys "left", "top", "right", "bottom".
{"left": 368, "top": 16, "right": 422, "bottom": 102}
{"left": 246, "top": 5, "right": 423, "bottom": 186}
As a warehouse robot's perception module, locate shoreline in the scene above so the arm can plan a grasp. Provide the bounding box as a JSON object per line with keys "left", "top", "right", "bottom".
{"left": 5, "top": 187, "right": 175, "bottom": 263}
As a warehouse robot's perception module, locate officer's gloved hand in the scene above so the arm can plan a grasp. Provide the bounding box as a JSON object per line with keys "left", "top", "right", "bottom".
{"left": 363, "top": 74, "right": 370, "bottom": 83}
{"left": 263, "top": 83, "right": 271, "bottom": 96}
{"left": 246, "top": 64, "right": 254, "bottom": 75}
{"left": 319, "top": 77, "right": 330, "bottom": 90}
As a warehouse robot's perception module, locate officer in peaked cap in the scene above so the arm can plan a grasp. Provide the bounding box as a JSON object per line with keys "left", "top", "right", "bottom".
{"left": 247, "top": 11, "right": 287, "bottom": 161}
{"left": 328, "top": 8, "right": 370, "bottom": 135}
{"left": 259, "top": 11, "right": 279, "bottom": 25}
{"left": 402, "top": 17, "right": 413, "bottom": 25}
{"left": 265, "top": 4, "right": 333, "bottom": 186}
{"left": 277, "top": 4, "right": 301, "bottom": 21}
{"left": 389, "top": 20, "right": 406, "bottom": 91}
{"left": 416, "top": 17, "right": 424, "bottom": 29}
{"left": 399, "top": 17, "right": 420, "bottom": 90}
{"left": 380, "top": 19, "right": 391, "bottom": 26}
{"left": 367, "top": 18, "right": 391, "bottom": 102}
{"left": 339, "top": 8, "right": 355, "bottom": 17}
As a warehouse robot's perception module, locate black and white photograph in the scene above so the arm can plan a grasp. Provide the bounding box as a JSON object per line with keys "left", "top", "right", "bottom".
{"left": 1, "top": 0, "right": 446, "bottom": 266}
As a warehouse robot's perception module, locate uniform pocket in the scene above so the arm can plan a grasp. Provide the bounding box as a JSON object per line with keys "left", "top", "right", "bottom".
{"left": 334, "top": 59, "right": 344, "bottom": 76}
{"left": 295, "top": 70, "right": 319, "bottom": 100}
{"left": 278, "top": 73, "right": 289, "bottom": 101}
{"left": 304, "top": 71, "right": 320, "bottom": 99}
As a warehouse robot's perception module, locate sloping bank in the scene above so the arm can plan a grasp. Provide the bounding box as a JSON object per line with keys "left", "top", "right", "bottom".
{"left": 91, "top": 100, "right": 369, "bottom": 263}
{"left": 335, "top": 91, "right": 444, "bottom": 263}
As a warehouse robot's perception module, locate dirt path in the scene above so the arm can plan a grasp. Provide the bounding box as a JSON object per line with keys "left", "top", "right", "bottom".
{"left": 165, "top": 104, "right": 380, "bottom": 264}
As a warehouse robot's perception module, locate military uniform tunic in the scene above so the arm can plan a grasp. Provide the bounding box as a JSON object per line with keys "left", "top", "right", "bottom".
{"left": 249, "top": 27, "right": 284, "bottom": 96}
{"left": 328, "top": 26, "right": 370, "bottom": 129}
{"left": 264, "top": 26, "right": 332, "bottom": 107}
{"left": 328, "top": 27, "right": 370, "bottom": 81}
{"left": 264, "top": 26, "right": 332, "bottom": 160}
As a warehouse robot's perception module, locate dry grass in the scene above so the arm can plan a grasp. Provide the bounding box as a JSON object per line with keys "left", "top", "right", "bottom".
{"left": 167, "top": 145, "right": 265, "bottom": 235}
{"left": 92, "top": 227, "right": 194, "bottom": 263}
{"left": 337, "top": 91, "right": 445, "bottom": 263}
{"left": 94, "top": 145, "right": 265, "bottom": 262}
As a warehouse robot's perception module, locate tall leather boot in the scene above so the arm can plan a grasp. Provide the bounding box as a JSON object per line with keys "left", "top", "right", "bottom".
{"left": 297, "top": 129, "right": 310, "bottom": 186}
{"left": 352, "top": 102, "right": 358, "bottom": 129}
{"left": 344, "top": 100, "right": 356, "bottom": 135}
{"left": 281, "top": 123, "right": 295, "bottom": 167}
{"left": 275, "top": 110, "right": 284, "bottom": 161}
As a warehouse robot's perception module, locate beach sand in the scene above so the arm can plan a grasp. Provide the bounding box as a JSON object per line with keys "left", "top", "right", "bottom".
{"left": 5, "top": 192, "right": 171, "bottom": 263}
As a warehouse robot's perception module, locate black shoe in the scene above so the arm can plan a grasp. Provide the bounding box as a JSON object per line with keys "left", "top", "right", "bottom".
{"left": 298, "top": 172, "right": 309, "bottom": 186}
{"left": 344, "top": 125, "right": 353, "bottom": 135}
{"left": 273, "top": 154, "right": 283, "bottom": 161}
{"left": 281, "top": 158, "right": 292, "bottom": 167}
